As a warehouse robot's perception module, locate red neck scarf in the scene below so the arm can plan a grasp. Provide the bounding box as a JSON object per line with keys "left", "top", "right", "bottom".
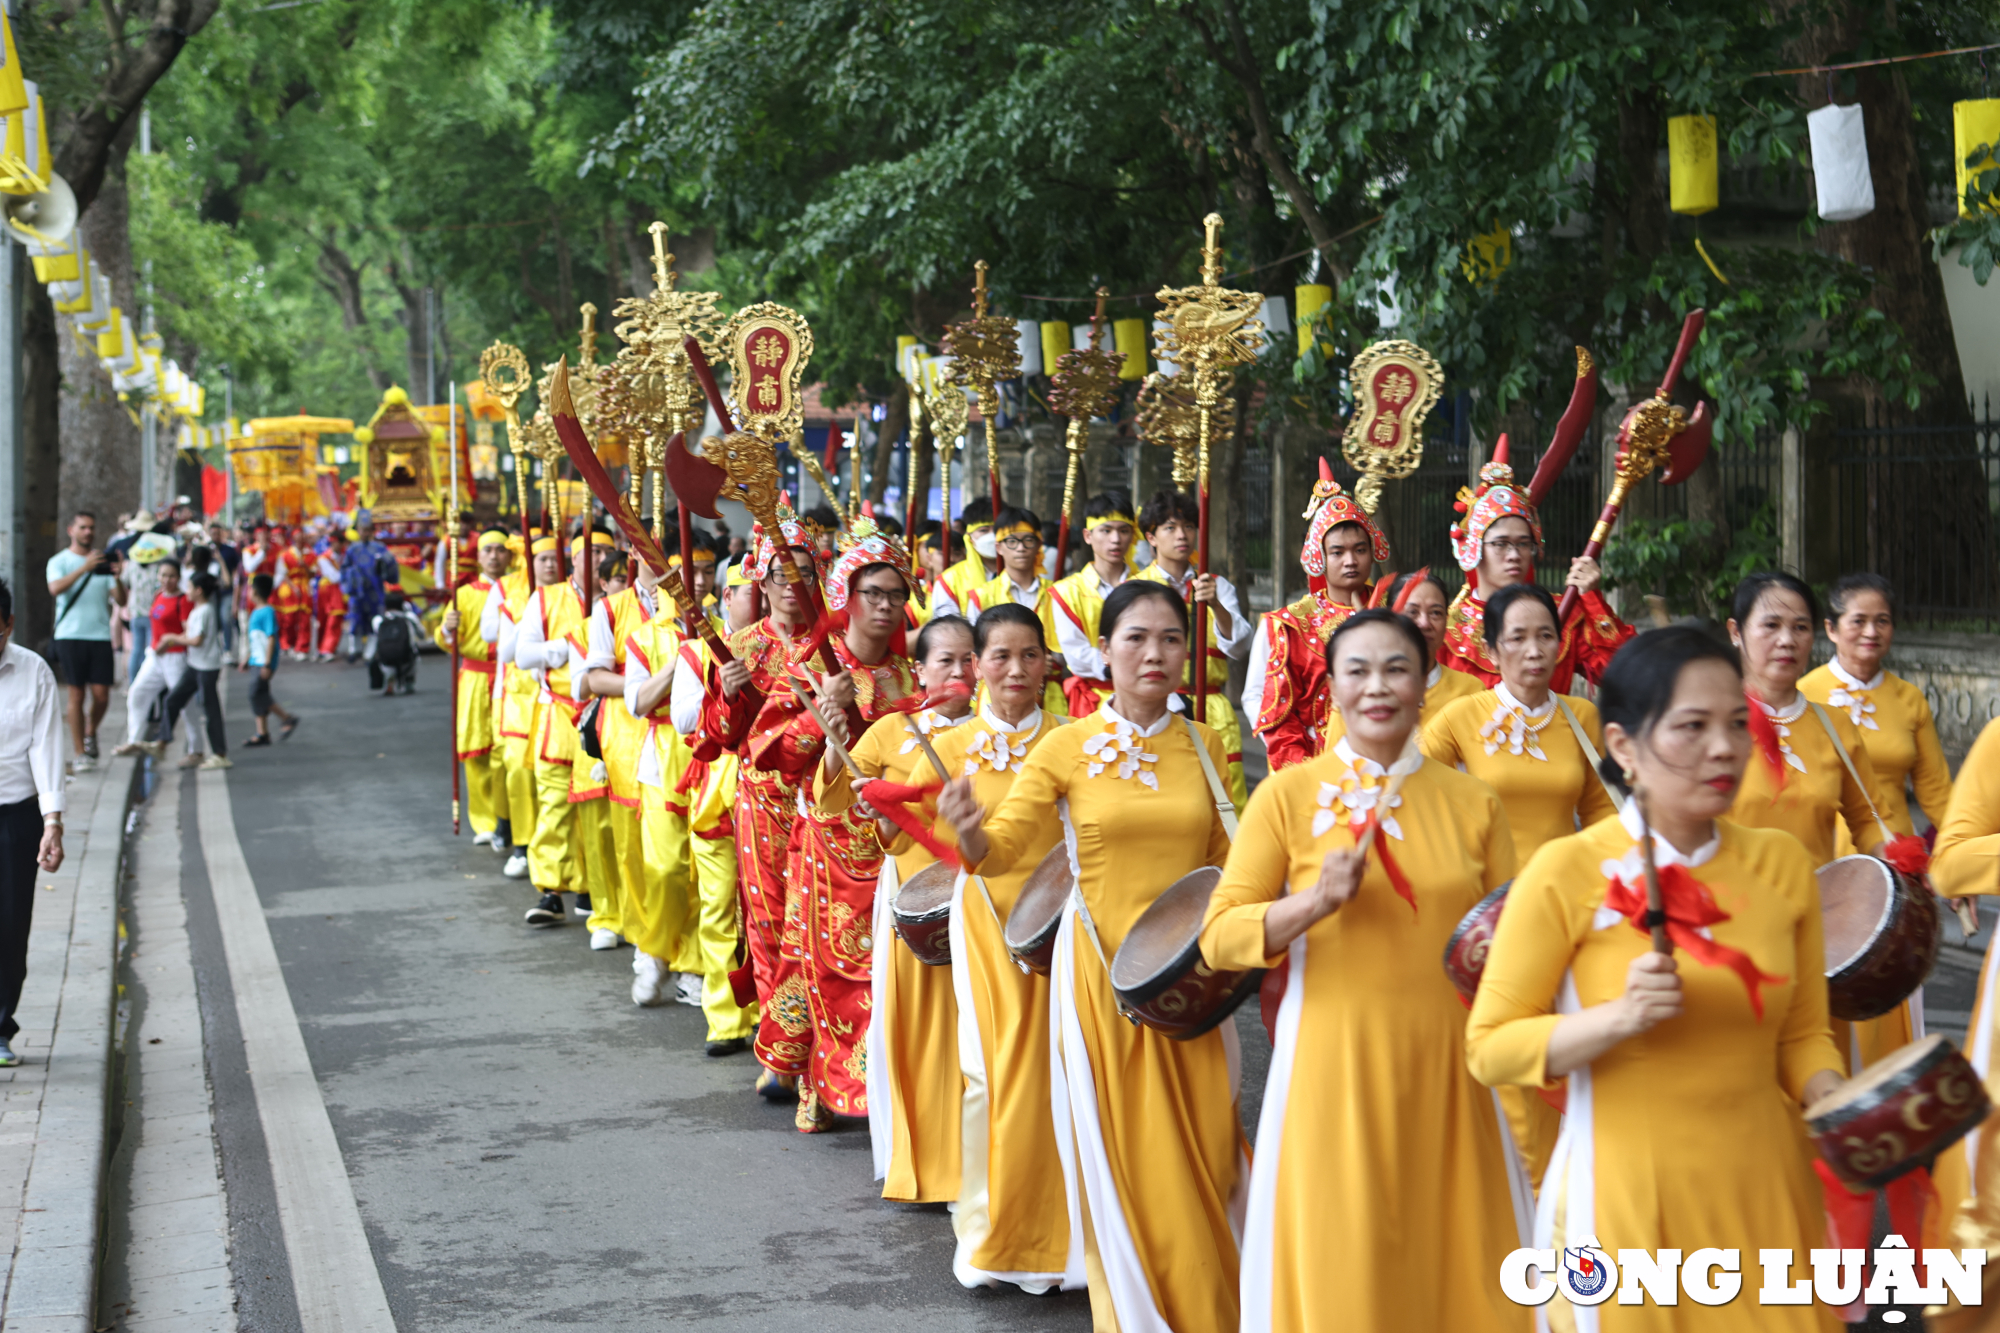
{"left": 1602, "top": 861, "right": 1788, "bottom": 1019}
{"left": 1745, "top": 690, "right": 1791, "bottom": 790}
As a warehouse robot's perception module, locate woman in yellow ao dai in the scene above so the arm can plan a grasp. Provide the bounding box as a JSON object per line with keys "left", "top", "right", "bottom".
{"left": 1468, "top": 627, "right": 1846, "bottom": 1333}
{"left": 1915, "top": 718, "right": 2000, "bottom": 1323}
{"left": 1323, "top": 569, "right": 1482, "bottom": 750}
{"left": 922, "top": 602, "right": 1079, "bottom": 1294}
{"left": 1723, "top": 574, "right": 1898, "bottom": 1071}
{"left": 1423, "top": 582, "right": 1621, "bottom": 864}
{"left": 941, "top": 581, "right": 1241, "bottom": 1333}
{"left": 826, "top": 615, "right": 976, "bottom": 1203}
{"left": 1798, "top": 573, "right": 1954, "bottom": 847}
{"left": 1203, "top": 609, "right": 1530, "bottom": 1333}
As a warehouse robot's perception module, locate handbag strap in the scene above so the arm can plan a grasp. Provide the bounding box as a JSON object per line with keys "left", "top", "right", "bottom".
{"left": 1808, "top": 701, "right": 1896, "bottom": 846}
{"left": 1182, "top": 715, "right": 1239, "bottom": 840}
{"left": 1554, "top": 696, "right": 1626, "bottom": 814}
{"left": 54, "top": 569, "right": 94, "bottom": 635}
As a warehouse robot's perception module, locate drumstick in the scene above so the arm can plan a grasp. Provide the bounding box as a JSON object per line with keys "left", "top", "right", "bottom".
{"left": 903, "top": 714, "right": 953, "bottom": 786}
{"left": 1949, "top": 895, "right": 1980, "bottom": 938}
{"left": 783, "top": 674, "right": 868, "bottom": 786}
{"left": 1633, "top": 787, "right": 1673, "bottom": 955}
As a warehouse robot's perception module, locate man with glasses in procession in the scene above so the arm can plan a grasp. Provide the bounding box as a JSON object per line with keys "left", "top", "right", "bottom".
{"left": 1438, "top": 455, "right": 1633, "bottom": 691}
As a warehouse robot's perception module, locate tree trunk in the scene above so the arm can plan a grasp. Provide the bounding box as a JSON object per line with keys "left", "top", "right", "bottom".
{"left": 316, "top": 234, "right": 389, "bottom": 392}
{"left": 19, "top": 277, "right": 61, "bottom": 645}
{"left": 870, "top": 384, "right": 907, "bottom": 507}
{"left": 59, "top": 174, "right": 143, "bottom": 526}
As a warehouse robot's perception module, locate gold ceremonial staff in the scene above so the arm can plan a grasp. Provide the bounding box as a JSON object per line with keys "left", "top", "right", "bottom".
{"left": 1152, "top": 214, "right": 1262, "bottom": 702}
{"left": 479, "top": 341, "right": 532, "bottom": 545}
{"left": 941, "top": 260, "right": 1020, "bottom": 514}
{"left": 1048, "top": 287, "right": 1123, "bottom": 576}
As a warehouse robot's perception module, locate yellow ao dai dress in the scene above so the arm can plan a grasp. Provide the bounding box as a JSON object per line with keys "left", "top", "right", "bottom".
{"left": 970, "top": 704, "right": 1241, "bottom": 1333}
{"left": 1201, "top": 742, "right": 1529, "bottom": 1333}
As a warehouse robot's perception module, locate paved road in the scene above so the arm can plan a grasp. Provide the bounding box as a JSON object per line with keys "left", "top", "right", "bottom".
{"left": 174, "top": 661, "right": 1159, "bottom": 1330}
{"left": 146, "top": 657, "right": 1981, "bottom": 1332}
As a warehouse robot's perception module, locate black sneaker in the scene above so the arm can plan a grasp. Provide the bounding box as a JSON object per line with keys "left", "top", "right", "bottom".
{"left": 524, "top": 893, "right": 566, "bottom": 926}
{"left": 243, "top": 736, "right": 272, "bottom": 748}
{"left": 706, "top": 1037, "right": 749, "bottom": 1058}
{"left": 573, "top": 892, "right": 592, "bottom": 917}
{"left": 82, "top": 735, "right": 98, "bottom": 759}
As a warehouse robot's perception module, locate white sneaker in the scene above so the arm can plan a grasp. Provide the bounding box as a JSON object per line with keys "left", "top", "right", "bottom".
{"left": 471, "top": 831, "right": 495, "bottom": 849}
{"left": 631, "top": 954, "right": 668, "bottom": 1007}
{"left": 590, "top": 928, "right": 622, "bottom": 951}
{"left": 674, "top": 973, "right": 704, "bottom": 1007}
{"left": 502, "top": 853, "right": 529, "bottom": 879}
{"left": 71, "top": 756, "right": 96, "bottom": 774}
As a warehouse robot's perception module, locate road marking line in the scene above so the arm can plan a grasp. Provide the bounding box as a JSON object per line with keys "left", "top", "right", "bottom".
{"left": 194, "top": 772, "right": 398, "bottom": 1333}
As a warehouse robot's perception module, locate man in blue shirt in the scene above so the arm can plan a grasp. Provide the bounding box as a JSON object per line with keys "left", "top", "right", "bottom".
{"left": 44, "top": 512, "right": 126, "bottom": 772}
{"left": 339, "top": 514, "right": 395, "bottom": 663}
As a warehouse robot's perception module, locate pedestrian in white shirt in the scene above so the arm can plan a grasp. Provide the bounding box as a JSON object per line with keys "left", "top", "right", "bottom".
{"left": 0, "top": 578, "right": 67, "bottom": 1067}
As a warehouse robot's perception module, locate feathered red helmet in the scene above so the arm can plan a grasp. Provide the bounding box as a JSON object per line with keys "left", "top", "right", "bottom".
{"left": 1449, "top": 434, "right": 1542, "bottom": 587}
{"left": 823, "top": 517, "right": 914, "bottom": 612}
{"left": 745, "top": 500, "right": 817, "bottom": 583}
{"left": 1301, "top": 458, "right": 1389, "bottom": 597}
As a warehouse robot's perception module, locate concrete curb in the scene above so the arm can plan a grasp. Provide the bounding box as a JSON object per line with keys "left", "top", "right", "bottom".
{"left": 3, "top": 754, "right": 141, "bottom": 1333}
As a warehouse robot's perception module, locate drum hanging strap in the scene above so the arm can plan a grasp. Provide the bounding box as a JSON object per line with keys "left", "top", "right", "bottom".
{"left": 1555, "top": 697, "right": 1626, "bottom": 814}
{"left": 1058, "top": 797, "right": 1114, "bottom": 973}
{"left": 970, "top": 873, "right": 1003, "bottom": 927}
{"left": 1182, "top": 716, "right": 1239, "bottom": 841}
{"left": 1807, "top": 701, "right": 1896, "bottom": 847}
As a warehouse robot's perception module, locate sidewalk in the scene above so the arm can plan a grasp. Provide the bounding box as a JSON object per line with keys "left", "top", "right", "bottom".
{"left": 0, "top": 704, "right": 140, "bottom": 1333}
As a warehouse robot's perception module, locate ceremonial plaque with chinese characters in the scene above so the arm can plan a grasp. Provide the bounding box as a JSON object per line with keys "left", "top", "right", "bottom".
{"left": 723, "top": 303, "right": 814, "bottom": 442}
{"left": 1340, "top": 339, "right": 1443, "bottom": 514}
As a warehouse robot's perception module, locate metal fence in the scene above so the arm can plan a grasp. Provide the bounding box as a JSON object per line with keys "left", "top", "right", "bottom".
{"left": 1827, "top": 401, "right": 2000, "bottom": 630}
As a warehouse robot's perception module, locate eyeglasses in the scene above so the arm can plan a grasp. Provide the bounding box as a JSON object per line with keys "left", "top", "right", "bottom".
{"left": 856, "top": 587, "right": 911, "bottom": 607}
{"left": 997, "top": 535, "right": 1040, "bottom": 551}
{"left": 1483, "top": 538, "right": 1539, "bottom": 555}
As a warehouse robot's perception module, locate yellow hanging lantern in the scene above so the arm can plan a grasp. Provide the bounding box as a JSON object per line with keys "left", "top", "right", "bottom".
{"left": 1039, "top": 321, "right": 1069, "bottom": 380}
{"left": 0, "top": 11, "right": 28, "bottom": 123}
{"left": 1954, "top": 99, "right": 2000, "bottom": 217}
{"left": 1461, "top": 225, "right": 1512, "bottom": 285}
{"left": 1112, "top": 317, "right": 1147, "bottom": 380}
{"left": 1294, "top": 284, "right": 1332, "bottom": 355}
{"left": 1669, "top": 114, "right": 1719, "bottom": 216}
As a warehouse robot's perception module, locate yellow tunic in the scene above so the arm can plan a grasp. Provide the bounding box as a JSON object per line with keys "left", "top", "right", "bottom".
{"left": 1727, "top": 696, "right": 1886, "bottom": 866}
{"left": 1800, "top": 664, "right": 1954, "bottom": 838}
{"left": 838, "top": 709, "right": 971, "bottom": 1204}
{"left": 1324, "top": 661, "right": 1483, "bottom": 750}
{"left": 1422, "top": 689, "right": 1620, "bottom": 866}
{"left": 1133, "top": 561, "right": 1248, "bottom": 809}
{"left": 926, "top": 708, "right": 1076, "bottom": 1290}
{"left": 1726, "top": 695, "right": 1897, "bottom": 1070}
{"left": 972, "top": 707, "right": 1240, "bottom": 1333}
{"left": 1467, "top": 814, "right": 1844, "bottom": 1333}
{"left": 623, "top": 610, "right": 699, "bottom": 968}
{"left": 1201, "top": 748, "right": 1527, "bottom": 1333}
{"left": 433, "top": 578, "right": 497, "bottom": 757}
{"left": 1922, "top": 718, "right": 2000, "bottom": 1320}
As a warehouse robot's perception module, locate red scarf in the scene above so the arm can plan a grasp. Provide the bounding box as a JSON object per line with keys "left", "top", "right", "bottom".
{"left": 1602, "top": 862, "right": 1787, "bottom": 1019}
{"left": 1745, "top": 691, "right": 1790, "bottom": 790}
{"left": 1349, "top": 807, "right": 1417, "bottom": 912}
{"left": 859, "top": 777, "right": 960, "bottom": 867}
